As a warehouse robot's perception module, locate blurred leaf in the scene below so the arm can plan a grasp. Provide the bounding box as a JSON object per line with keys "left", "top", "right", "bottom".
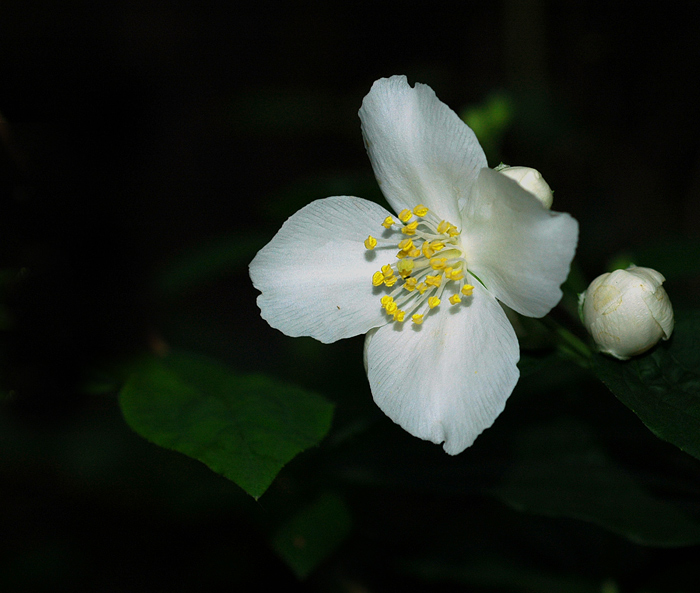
{"left": 156, "top": 233, "right": 267, "bottom": 297}
{"left": 461, "top": 92, "right": 514, "bottom": 162}
{"left": 493, "top": 418, "right": 700, "bottom": 546}
{"left": 119, "top": 351, "right": 334, "bottom": 499}
{"left": 608, "top": 238, "right": 700, "bottom": 281}
{"left": 271, "top": 492, "right": 351, "bottom": 579}
{"left": 592, "top": 310, "right": 700, "bottom": 461}
{"left": 410, "top": 556, "right": 605, "bottom": 593}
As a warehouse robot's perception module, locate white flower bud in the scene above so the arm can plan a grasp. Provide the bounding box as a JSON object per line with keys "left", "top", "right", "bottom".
{"left": 579, "top": 266, "right": 674, "bottom": 360}
{"left": 498, "top": 166, "right": 554, "bottom": 209}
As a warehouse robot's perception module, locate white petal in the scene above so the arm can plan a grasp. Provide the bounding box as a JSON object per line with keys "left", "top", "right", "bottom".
{"left": 364, "top": 282, "right": 519, "bottom": 455}
{"left": 359, "top": 75, "right": 488, "bottom": 224}
{"left": 249, "top": 196, "right": 392, "bottom": 343}
{"left": 461, "top": 168, "right": 578, "bottom": 318}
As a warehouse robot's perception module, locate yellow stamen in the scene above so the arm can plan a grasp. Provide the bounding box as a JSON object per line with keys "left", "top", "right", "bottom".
{"left": 430, "top": 257, "right": 447, "bottom": 270}
{"left": 364, "top": 235, "right": 377, "bottom": 250}
{"left": 380, "top": 296, "right": 393, "bottom": 307}
{"left": 384, "top": 275, "right": 398, "bottom": 287}
{"left": 422, "top": 241, "right": 435, "bottom": 258}
{"left": 397, "top": 259, "right": 414, "bottom": 276}
{"left": 401, "top": 221, "right": 418, "bottom": 235}
{"left": 437, "top": 220, "right": 450, "bottom": 233}
{"left": 398, "top": 209, "right": 412, "bottom": 223}
{"left": 404, "top": 277, "right": 417, "bottom": 291}
{"left": 382, "top": 216, "right": 395, "bottom": 229}
{"left": 449, "top": 294, "right": 462, "bottom": 305}
{"left": 416, "top": 283, "right": 428, "bottom": 294}
{"left": 393, "top": 309, "right": 405, "bottom": 322}
{"left": 381, "top": 264, "right": 394, "bottom": 278}
{"left": 428, "top": 296, "right": 441, "bottom": 309}
{"left": 431, "top": 241, "right": 445, "bottom": 251}
{"left": 385, "top": 301, "right": 398, "bottom": 314}
{"left": 461, "top": 284, "right": 474, "bottom": 296}
{"left": 447, "top": 269, "right": 464, "bottom": 281}
{"left": 408, "top": 247, "right": 421, "bottom": 258}
{"left": 412, "top": 314, "right": 424, "bottom": 325}
{"left": 398, "top": 238, "right": 414, "bottom": 251}
{"left": 372, "top": 272, "right": 385, "bottom": 286}
{"left": 413, "top": 204, "right": 429, "bottom": 217}
{"left": 425, "top": 274, "right": 442, "bottom": 287}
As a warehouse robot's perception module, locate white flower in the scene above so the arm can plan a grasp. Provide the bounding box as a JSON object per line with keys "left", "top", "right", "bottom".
{"left": 580, "top": 265, "right": 674, "bottom": 360}
{"left": 249, "top": 76, "right": 578, "bottom": 454}
{"left": 498, "top": 166, "right": 554, "bottom": 209}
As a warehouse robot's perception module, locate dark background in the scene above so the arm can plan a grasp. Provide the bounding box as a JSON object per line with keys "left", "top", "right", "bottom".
{"left": 2, "top": 1, "right": 700, "bottom": 590}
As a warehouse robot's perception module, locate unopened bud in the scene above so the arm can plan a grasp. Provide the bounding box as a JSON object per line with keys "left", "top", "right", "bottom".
{"left": 498, "top": 166, "right": 554, "bottom": 209}
{"left": 579, "top": 266, "right": 674, "bottom": 360}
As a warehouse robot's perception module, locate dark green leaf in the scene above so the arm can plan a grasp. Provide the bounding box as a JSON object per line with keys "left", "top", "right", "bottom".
{"left": 592, "top": 309, "right": 700, "bottom": 460}
{"left": 156, "top": 233, "right": 267, "bottom": 297}
{"left": 608, "top": 238, "right": 700, "bottom": 282}
{"left": 271, "top": 492, "right": 351, "bottom": 579}
{"left": 493, "top": 418, "right": 700, "bottom": 546}
{"left": 410, "top": 556, "right": 604, "bottom": 593}
{"left": 119, "top": 351, "right": 334, "bottom": 499}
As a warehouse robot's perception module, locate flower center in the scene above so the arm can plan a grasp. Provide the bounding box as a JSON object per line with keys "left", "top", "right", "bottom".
{"left": 364, "top": 204, "right": 474, "bottom": 325}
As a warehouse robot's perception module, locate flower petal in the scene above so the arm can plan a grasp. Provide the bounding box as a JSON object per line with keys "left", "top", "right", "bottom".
{"left": 359, "top": 75, "right": 488, "bottom": 224}
{"left": 364, "top": 283, "right": 519, "bottom": 455}
{"left": 461, "top": 167, "right": 578, "bottom": 318}
{"left": 249, "top": 196, "right": 392, "bottom": 343}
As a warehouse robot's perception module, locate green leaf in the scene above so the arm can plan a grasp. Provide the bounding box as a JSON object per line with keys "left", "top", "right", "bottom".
{"left": 608, "top": 237, "right": 700, "bottom": 282}
{"left": 119, "top": 351, "right": 334, "bottom": 499}
{"left": 271, "top": 492, "right": 351, "bottom": 579}
{"left": 592, "top": 309, "right": 700, "bottom": 460}
{"left": 493, "top": 418, "right": 700, "bottom": 546}
{"left": 156, "top": 233, "right": 268, "bottom": 297}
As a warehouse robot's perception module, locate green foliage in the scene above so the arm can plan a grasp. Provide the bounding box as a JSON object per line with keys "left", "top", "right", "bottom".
{"left": 156, "top": 233, "right": 267, "bottom": 298}
{"left": 608, "top": 238, "right": 700, "bottom": 282}
{"left": 592, "top": 310, "right": 700, "bottom": 461}
{"left": 271, "top": 492, "right": 351, "bottom": 579}
{"left": 461, "top": 92, "right": 514, "bottom": 162}
{"left": 119, "top": 351, "right": 334, "bottom": 499}
{"left": 493, "top": 418, "right": 700, "bottom": 546}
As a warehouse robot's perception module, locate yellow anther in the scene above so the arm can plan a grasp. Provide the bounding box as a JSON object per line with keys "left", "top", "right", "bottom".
{"left": 393, "top": 309, "right": 406, "bottom": 322}
{"left": 412, "top": 314, "right": 424, "bottom": 325}
{"left": 380, "top": 295, "right": 393, "bottom": 307}
{"left": 428, "top": 296, "right": 441, "bottom": 309}
{"left": 437, "top": 220, "right": 450, "bottom": 233}
{"left": 384, "top": 275, "right": 398, "bottom": 287}
{"left": 381, "top": 264, "right": 394, "bottom": 278}
{"left": 408, "top": 247, "right": 421, "bottom": 257}
{"left": 447, "top": 225, "right": 460, "bottom": 237}
{"left": 431, "top": 241, "right": 445, "bottom": 251}
{"left": 430, "top": 257, "right": 447, "bottom": 270}
{"left": 416, "top": 283, "right": 428, "bottom": 294}
{"left": 413, "top": 204, "right": 429, "bottom": 217}
{"left": 422, "top": 241, "right": 435, "bottom": 258}
{"left": 372, "top": 272, "right": 385, "bottom": 286}
{"left": 364, "top": 235, "right": 377, "bottom": 250}
{"left": 461, "top": 284, "right": 474, "bottom": 296}
{"left": 385, "top": 301, "right": 398, "bottom": 314}
{"left": 425, "top": 274, "right": 442, "bottom": 287}
{"left": 398, "top": 209, "right": 412, "bottom": 223}
{"left": 401, "top": 221, "right": 418, "bottom": 235}
{"left": 382, "top": 216, "right": 395, "bottom": 229}
{"left": 404, "top": 277, "right": 417, "bottom": 291}
{"left": 449, "top": 294, "right": 462, "bottom": 305}
{"left": 395, "top": 250, "right": 407, "bottom": 259}
{"left": 398, "top": 238, "right": 414, "bottom": 251}
{"left": 397, "top": 259, "right": 414, "bottom": 277}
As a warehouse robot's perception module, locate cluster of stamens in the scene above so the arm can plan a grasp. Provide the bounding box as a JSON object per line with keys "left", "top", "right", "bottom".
{"left": 364, "top": 204, "right": 474, "bottom": 325}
